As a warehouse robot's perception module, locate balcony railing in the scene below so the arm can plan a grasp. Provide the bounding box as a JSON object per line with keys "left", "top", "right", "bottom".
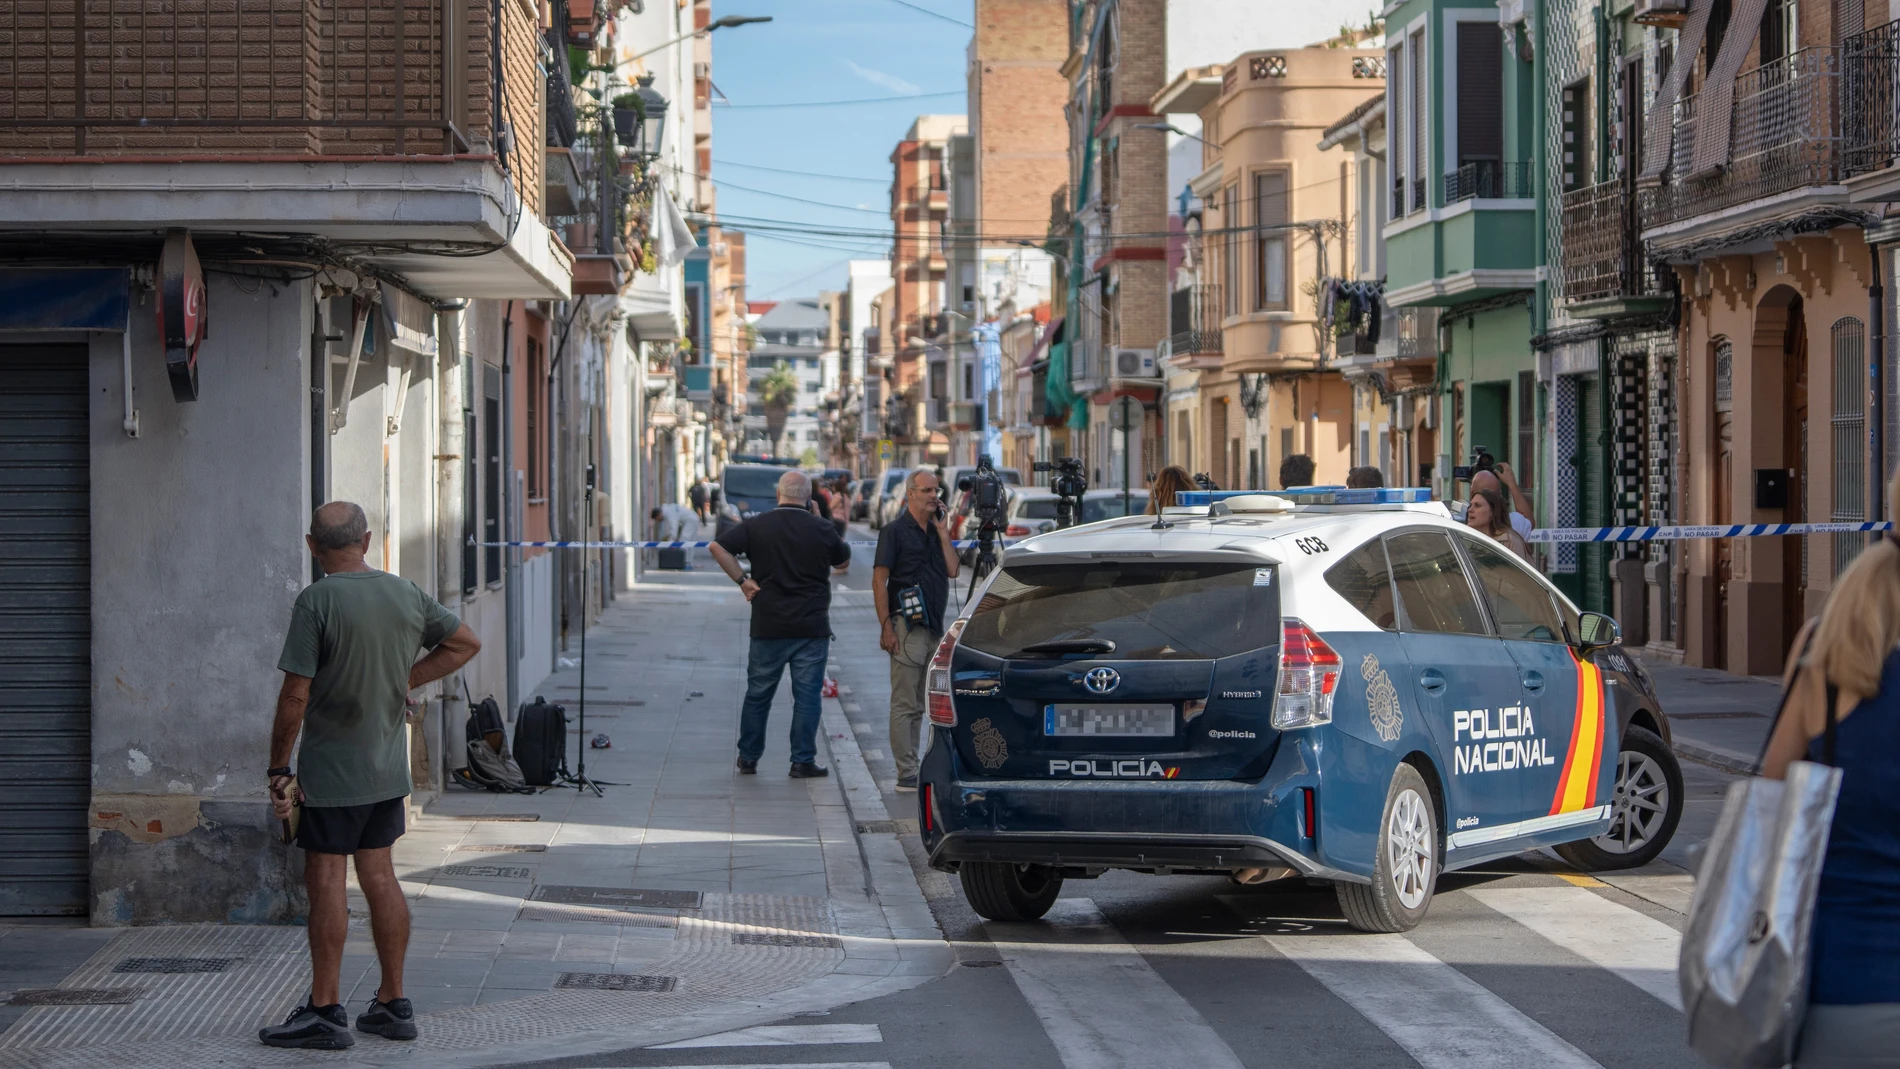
{"left": 1844, "top": 21, "right": 1900, "bottom": 177}
{"left": 0, "top": 0, "right": 509, "bottom": 158}
{"left": 1391, "top": 177, "right": 1428, "bottom": 218}
{"left": 1643, "top": 48, "right": 1843, "bottom": 229}
{"left": 1444, "top": 160, "right": 1534, "bottom": 202}
{"left": 1561, "top": 179, "right": 1660, "bottom": 304}
{"left": 1167, "top": 283, "right": 1223, "bottom": 357}
{"left": 1394, "top": 307, "right": 1439, "bottom": 362}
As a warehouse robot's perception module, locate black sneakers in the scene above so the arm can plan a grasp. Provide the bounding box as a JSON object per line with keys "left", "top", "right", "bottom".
{"left": 789, "top": 761, "right": 830, "bottom": 778}
{"left": 896, "top": 775, "right": 918, "bottom": 793}
{"left": 355, "top": 994, "right": 418, "bottom": 1040}
{"left": 736, "top": 757, "right": 758, "bottom": 774}
{"left": 259, "top": 1001, "right": 353, "bottom": 1049}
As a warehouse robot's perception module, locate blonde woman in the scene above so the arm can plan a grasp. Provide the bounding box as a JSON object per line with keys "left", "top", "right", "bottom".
{"left": 1762, "top": 467, "right": 1900, "bottom": 1068}
{"left": 1148, "top": 466, "right": 1194, "bottom": 513}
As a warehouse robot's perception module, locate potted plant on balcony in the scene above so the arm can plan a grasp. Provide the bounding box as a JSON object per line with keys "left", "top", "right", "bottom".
{"left": 758, "top": 361, "right": 799, "bottom": 454}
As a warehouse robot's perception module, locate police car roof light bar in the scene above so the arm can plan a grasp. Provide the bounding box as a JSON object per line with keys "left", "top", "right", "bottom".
{"left": 1175, "top": 487, "right": 1433, "bottom": 507}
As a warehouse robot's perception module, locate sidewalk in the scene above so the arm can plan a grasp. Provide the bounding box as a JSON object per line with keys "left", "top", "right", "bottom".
{"left": 0, "top": 571, "right": 948, "bottom": 1069}
{"left": 1642, "top": 660, "right": 1781, "bottom": 774}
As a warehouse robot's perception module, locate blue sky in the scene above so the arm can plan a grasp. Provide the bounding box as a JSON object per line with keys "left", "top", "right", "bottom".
{"left": 706, "top": 0, "right": 972, "bottom": 298}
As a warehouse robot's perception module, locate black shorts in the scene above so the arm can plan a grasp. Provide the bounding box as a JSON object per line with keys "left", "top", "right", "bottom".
{"left": 296, "top": 796, "right": 406, "bottom": 855}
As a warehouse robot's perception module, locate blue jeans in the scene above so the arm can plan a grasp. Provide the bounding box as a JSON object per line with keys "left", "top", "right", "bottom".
{"left": 738, "top": 637, "right": 829, "bottom": 765}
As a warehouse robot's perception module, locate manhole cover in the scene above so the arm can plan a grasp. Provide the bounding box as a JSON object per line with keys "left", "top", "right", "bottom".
{"left": 517, "top": 904, "right": 677, "bottom": 927}
{"left": 440, "top": 864, "right": 533, "bottom": 879}
{"left": 555, "top": 972, "right": 677, "bottom": 992}
{"left": 959, "top": 959, "right": 1005, "bottom": 968}
{"left": 112, "top": 957, "right": 236, "bottom": 973}
{"left": 533, "top": 885, "right": 702, "bottom": 909}
{"left": 466, "top": 814, "right": 541, "bottom": 822}
{"left": 9, "top": 989, "right": 140, "bottom": 1005}
{"left": 732, "top": 933, "right": 841, "bottom": 949}
{"left": 665, "top": 655, "right": 705, "bottom": 661}
{"left": 452, "top": 844, "right": 546, "bottom": 853}
{"left": 855, "top": 821, "right": 896, "bottom": 834}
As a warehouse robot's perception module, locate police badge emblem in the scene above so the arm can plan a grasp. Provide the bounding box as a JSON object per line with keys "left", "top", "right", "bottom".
{"left": 971, "top": 718, "right": 1009, "bottom": 770}
{"left": 1363, "top": 654, "right": 1403, "bottom": 742}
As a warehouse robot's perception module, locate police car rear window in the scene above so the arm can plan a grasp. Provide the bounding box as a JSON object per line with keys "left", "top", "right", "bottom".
{"left": 722, "top": 467, "right": 784, "bottom": 499}
{"left": 961, "top": 561, "right": 1278, "bottom": 660}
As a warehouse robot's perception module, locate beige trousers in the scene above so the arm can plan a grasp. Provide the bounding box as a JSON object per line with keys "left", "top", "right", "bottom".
{"left": 888, "top": 617, "right": 938, "bottom": 780}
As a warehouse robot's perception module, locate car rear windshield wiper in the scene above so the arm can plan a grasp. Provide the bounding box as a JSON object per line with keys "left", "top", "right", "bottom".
{"left": 1012, "top": 639, "right": 1118, "bottom": 657}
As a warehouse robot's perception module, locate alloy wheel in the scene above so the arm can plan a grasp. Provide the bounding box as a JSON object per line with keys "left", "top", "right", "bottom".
{"left": 1594, "top": 751, "right": 1670, "bottom": 855}
{"left": 1386, "top": 788, "right": 1434, "bottom": 909}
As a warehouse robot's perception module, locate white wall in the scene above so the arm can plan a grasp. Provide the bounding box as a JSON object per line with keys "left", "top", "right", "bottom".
{"left": 1166, "top": 0, "right": 1346, "bottom": 72}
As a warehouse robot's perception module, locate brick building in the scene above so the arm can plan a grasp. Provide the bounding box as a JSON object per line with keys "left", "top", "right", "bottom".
{"left": 885, "top": 114, "right": 966, "bottom": 467}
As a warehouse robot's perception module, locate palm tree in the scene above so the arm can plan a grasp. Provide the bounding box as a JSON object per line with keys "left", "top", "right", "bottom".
{"left": 758, "top": 361, "right": 799, "bottom": 455}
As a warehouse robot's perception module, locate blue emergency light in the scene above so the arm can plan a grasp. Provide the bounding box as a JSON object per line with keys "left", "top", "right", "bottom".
{"left": 1175, "top": 487, "right": 1435, "bottom": 507}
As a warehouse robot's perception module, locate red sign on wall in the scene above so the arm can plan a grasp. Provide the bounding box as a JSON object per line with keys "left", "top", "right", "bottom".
{"left": 158, "top": 230, "right": 207, "bottom": 402}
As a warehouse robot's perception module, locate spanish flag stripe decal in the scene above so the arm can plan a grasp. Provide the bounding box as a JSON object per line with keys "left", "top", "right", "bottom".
{"left": 1550, "top": 654, "right": 1607, "bottom": 816}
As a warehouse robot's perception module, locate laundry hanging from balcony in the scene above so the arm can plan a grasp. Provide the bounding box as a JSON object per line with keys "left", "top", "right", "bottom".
{"left": 1321, "top": 279, "right": 1385, "bottom": 345}
{"left": 1640, "top": 0, "right": 1717, "bottom": 181}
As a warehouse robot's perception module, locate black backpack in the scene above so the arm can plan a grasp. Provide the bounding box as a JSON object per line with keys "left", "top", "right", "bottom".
{"left": 452, "top": 696, "right": 533, "bottom": 793}
{"left": 513, "top": 696, "right": 569, "bottom": 787}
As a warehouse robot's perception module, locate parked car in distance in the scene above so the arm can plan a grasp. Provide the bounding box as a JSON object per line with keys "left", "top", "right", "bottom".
{"left": 871, "top": 467, "right": 910, "bottom": 529}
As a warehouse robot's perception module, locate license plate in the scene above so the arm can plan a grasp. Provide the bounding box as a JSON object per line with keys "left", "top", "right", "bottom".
{"left": 1044, "top": 704, "right": 1175, "bottom": 737}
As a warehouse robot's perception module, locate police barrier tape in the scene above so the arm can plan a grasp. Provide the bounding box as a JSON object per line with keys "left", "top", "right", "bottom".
{"left": 477, "top": 539, "right": 1015, "bottom": 549}
{"left": 1527, "top": 521, "right": 1894, "bottom": 543}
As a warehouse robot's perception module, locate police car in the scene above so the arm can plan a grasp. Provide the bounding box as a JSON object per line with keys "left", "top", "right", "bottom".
{"left": 917, "top": 487, "right": 1683, "bottom": 932}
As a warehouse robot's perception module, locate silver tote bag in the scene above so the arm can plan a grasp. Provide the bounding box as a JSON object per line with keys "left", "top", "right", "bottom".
{"left": 1679, "top": 758, "right": 1843, "bottom": 1069}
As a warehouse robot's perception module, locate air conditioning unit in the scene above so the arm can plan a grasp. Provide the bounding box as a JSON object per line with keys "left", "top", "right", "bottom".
{"left": 693, "top": 61, "right": 710, "bottom": 80}
{"left": 1113, "top": 347, "right": 1158, "bottom": 378}
{"left": 1631, "top": 0, "right": 1689, "bottom": 26}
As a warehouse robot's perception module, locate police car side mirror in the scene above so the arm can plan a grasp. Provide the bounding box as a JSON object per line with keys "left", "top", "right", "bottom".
{"left": 1576, "top": 611, "right": 1619, "bottom": 651}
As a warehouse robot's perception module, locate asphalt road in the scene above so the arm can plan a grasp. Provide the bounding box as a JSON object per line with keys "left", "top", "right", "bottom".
{"left": 505, "top": 522, "right": 1738, "bottom": 1069}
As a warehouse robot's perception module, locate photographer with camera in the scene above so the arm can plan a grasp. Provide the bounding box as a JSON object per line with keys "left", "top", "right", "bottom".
{"left": 874, "top": 469, "right": 960, "bottom": 793}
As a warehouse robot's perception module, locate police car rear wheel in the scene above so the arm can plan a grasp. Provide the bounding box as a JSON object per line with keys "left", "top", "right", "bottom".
{"left": 1336, "top": 765, "right": 1438, "bottom": 932}
{"left": 959, "top": 861, "right": 1064, "bottom": 922}
{"left": 1552, "top": 726, "right": 1682, "bottom": 871}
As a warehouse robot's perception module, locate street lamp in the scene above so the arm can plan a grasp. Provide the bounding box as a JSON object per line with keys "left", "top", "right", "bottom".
{"left": 628, "top": 14, "right": 772, "bottom": 62}
{"left": 1133, "top": 121, "right": 1215, "bottom": 148}
{"left": 633, "top": 73, "right": 668, "bottom": 157}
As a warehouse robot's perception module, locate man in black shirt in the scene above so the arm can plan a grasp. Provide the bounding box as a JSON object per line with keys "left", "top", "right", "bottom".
{"left": 873, "top": 469, "right": 960, "bottom": 792}
{"left": 710, "top": 470, "right": 851, "bottom": 777}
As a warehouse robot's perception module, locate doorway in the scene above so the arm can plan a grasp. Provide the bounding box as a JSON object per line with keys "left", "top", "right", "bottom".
{"left": 1781, "top": 295, "right": 1809, "bottom": 655}
{"left": 1712, "top": 336, "right": 1734, "bottom": 670}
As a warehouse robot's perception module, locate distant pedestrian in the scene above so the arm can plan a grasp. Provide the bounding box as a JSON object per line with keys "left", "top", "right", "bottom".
{"left": 1346, "top": 466, "right": 1384, "bottom": 489}
{"left": 262, "top": 502, "right": 480, "bottom": 1050}
{"left": 1280, "top": 453, "right": 1315, "bottom": 489}
{"left": 874, "top": 469, "right": 960, "bottom": 793}
{"left": 1148, "top": 465, "right": 1193, "bottom": 513}
{"left": 709, "top": 470, "right": 850, "bottom": 778}
{"left": 1762, "top": 467, "right": 1900, "bottom": 1067}
{"left": 689, "top": 476, "right": 711, "bottom": 522}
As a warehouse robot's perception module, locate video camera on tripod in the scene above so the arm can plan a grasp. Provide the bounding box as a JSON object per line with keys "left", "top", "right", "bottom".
{"left": 1032, "top": 455, "right": 1089, "bottom": 529}
{"left": 957, "top": 454, "right": 1008, "bottom": 585}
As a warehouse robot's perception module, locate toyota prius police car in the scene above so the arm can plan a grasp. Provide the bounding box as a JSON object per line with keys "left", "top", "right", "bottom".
{"left": 917, "top": 487, "right": 1683, "bottom": 932}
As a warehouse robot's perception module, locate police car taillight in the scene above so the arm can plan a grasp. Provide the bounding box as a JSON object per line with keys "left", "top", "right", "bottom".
{"left": 926, "top": 619, "right": 968, "bottom": 727}
{"left": 1273, "top": 619, "right": 1340, "bottom": 730}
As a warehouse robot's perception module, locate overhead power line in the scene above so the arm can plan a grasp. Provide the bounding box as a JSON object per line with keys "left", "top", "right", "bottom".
{"left": 712, "top": 158, "right": 892, "bottom": 185}
{"left": 716, "top": 90, "right": 964, "bottom": 109}
{"left": 880, "top": 0, "right": 973, "bottom": 28}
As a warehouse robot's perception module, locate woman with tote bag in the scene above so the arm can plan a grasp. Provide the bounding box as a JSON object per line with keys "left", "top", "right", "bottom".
{"left": 1758, "top": 474, "right": 1900, "bottom": 1067}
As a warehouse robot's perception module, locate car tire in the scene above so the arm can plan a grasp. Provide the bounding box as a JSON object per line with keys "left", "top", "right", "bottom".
{"left": 1552, "top": 726, "right": 1683, "bottom": 871}
{"left": 1336, "top": 763, "right": 1438, "bottom": 933}
{"left": 959, "top": 861, "right": 1063, "bottom": 922}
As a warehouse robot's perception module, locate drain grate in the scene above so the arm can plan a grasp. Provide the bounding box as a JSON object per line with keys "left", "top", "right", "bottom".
{"left": 854, "top": 821, "right": 895, "bottom": 834}
{"left": 516, "top": 904, "right": 677, "bottom": 927}
{"left": 112, "top": 957, "right": 236, "bottom": 974}
{"left": 452, "top": 844, "right": 546, "bottom": 853}
{"left": 959, "top": 959, "right": 1005, "bottom": 968}
{"left": 664, "top": 654, "right": 706, "bottom": 661}
{"left": 732, "top": 932, "right": 841, "bottom": 949}
{"left": 440, "top": 864, "right": 534, "bottom": 879}
{"left": 8, "top": 988, "right": 141, "bottom": 1005}
{"left": 466, "top": 814, "right": 541, "bottom": 822}
{"left": 554, "top": 972, "right": 677, "bottom": 992}
{"left": 533, "top": 885, "right": 702, "bottom": 909}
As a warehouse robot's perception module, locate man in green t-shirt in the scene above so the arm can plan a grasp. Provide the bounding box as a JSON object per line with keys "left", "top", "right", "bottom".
{"left": 261, "top": 502, "right": 479, "bottom": 1051}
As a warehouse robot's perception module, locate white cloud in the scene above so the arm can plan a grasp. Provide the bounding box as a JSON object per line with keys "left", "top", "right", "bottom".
{"left": 844, "top": 59, "right": 920, "bottom": 96}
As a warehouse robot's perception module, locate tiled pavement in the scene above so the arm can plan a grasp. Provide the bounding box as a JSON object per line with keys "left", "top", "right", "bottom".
{"left": 0, "top": 571, "right": 948, "bottom": 1068}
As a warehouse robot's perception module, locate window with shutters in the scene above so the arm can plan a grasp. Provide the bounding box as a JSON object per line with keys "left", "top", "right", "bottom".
{"left": 1410, "top": 28, "right": 1427, "bottom": 212}
{"left": 1223, "top": 184, "right": 1239, "bottom": 316}
{"left": 1388, "top": 43, "right": 1406, "bottom": 216}
{"left": 1761, "top": 0, "right": 1797, "bottom": 66}
{"left": 1254, "top": 171, "right": 1288, "bottom": 310}
{"left": 1563, "top": 78, "right": 1592, "bottom": 191}
{"left": 1454, "top": 22, "right": 1504, "bottom": 200}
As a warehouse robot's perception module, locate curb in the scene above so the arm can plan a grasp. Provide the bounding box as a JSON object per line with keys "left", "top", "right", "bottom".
{"left": 1672, "top": 739, "right": 1758, "bottom": 776}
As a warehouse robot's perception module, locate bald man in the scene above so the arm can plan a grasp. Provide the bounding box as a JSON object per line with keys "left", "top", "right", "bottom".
{"left": 264, "top": 502, "right": 480, "bottom": 1049}
{"left": 710, "top": 470, "right": 851, "bottom": 777}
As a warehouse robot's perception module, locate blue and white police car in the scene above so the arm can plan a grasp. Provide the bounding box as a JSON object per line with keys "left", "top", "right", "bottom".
{"left": 917, "top": 487, "right": 1683, "bottom": 932}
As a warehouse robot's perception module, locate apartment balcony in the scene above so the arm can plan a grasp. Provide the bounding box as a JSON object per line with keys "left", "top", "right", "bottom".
{"left": 1641, "top": 47, "right": 1845, "bottom": 240}
{"left": 1373, "top": 307, "right": 1439, "bottom": 391}
{"left": 1560, "top": 179, "right": 1672, "bottom": 317}
{"left": 1444, "top": 161, "right": 1534, "bottom": 203}
{"left": 1842, "top": 22, "right": 1900, "bottom": 199}
{"left": 906, "top": 181, "right": 949, "bottom": 213}
{"left": 1164, "top": 283, "right": 1223, "bottom": 368}
{"left": 0, "top": 0, "right": 571, "bottom": 299}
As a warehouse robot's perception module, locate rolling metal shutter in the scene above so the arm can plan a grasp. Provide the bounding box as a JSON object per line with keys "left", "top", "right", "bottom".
{"left": 0, "top": 346, "right": 90, "bottom": 915}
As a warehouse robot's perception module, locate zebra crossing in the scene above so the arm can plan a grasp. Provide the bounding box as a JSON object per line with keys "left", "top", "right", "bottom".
{"left": 555, "top": 876, "right": 1700, "bottom": 1069}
